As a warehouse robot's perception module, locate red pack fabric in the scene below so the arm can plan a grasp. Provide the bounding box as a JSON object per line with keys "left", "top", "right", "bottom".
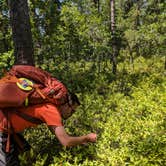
{"left": 9, "top": 65, "right": 52, "bottom": 85}
{"left": 2, "top": 65, "right": 68, "bottom": 107}
{"left": 0, "top": 76, "right": 31, "bottom": 108}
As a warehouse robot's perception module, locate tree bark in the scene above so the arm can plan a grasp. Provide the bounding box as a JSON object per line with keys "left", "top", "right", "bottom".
{"left": 8, "top": 0, "right": 34, "bottom": 65}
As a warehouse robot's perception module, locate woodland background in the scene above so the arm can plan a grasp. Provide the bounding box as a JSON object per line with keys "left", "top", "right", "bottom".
{"left": 0, "top": 0, "right": 166, "bottom": 165}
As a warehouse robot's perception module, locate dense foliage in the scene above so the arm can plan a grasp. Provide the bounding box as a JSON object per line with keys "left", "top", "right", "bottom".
{"left": 0, "top": 0, "right": 165, "bottom": 165}
{"left": 19, "top": 57, "right": 165, "bottom": 166}
{"left": 1, "top": 0, "right": 165, "bottom": 70}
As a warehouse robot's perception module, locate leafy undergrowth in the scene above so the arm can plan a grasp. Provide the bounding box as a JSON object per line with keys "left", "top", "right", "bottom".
{"left": 19, "top": 57, "right": 166, "bottom": 166}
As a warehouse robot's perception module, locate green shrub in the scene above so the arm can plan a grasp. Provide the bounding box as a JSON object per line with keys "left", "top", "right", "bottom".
{"left": 18, "top": 56, "right": 166, "bottom": 165}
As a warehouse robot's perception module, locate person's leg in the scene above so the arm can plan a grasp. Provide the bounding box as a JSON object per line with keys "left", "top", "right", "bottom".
{"left": 0, "top": 133, "right": 20, "bottom": 166}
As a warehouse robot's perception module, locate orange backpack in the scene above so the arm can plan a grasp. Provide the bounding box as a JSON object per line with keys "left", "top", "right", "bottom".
{"left": 0, "top": 65, "right": 68, "bottom": 108}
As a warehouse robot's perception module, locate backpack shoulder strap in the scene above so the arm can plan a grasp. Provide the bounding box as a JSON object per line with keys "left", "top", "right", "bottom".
{"left": 12, "top": 110, "right": 43, "bottom": 125}
{"left": 1, "top": 109, "right": 34, "bottom": 152}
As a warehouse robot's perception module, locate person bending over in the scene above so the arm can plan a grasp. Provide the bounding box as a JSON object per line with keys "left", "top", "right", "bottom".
{"left": 0, "top": 93, "right": 97, "bottom": 166}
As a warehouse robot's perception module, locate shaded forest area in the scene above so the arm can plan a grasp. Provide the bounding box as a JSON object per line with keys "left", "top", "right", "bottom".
{"left": 0, "top": 0, "right": 165, "bottom": 165}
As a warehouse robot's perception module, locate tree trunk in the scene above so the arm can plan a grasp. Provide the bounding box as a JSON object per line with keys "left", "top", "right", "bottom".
{"left": 8, "top": 0, "right": 34, "bottom": 66}
{"left": 110, "top": 0, "right": 117, "bottom": 74}
{"left": 93, "top": 0, "right": 100, "bottom": 12}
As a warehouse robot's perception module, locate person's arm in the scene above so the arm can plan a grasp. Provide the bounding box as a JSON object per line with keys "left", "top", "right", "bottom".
{"left": 49, "top": 126, "right": 97, "bottom": 147}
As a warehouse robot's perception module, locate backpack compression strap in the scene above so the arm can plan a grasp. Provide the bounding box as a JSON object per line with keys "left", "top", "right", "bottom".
{"left": 0, "top": 109, "right": 42, "bottom": 153}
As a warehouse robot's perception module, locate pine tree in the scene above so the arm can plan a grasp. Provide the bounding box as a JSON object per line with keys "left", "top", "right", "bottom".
{"left": 8, "top": 0, "right": 34, "bottom": 65}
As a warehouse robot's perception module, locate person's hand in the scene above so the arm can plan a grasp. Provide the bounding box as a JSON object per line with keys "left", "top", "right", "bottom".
{"left": 86, "top": 133, "right": 97, "bottom": 143}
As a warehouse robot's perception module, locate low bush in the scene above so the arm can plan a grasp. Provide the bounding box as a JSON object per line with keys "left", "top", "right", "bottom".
{"left": 18, "top": 57, "right": 166, "bottom": 165}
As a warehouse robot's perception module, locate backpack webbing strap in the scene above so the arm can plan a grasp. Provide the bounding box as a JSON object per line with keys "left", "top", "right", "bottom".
{"left": 0, "top": 109, "right": 42, "bottom": 153}
{"left": 12, "top": 110, "right": 43, "bottom": 125}
{"left": 1, "top": 110, "right": 14, "bottom": 152}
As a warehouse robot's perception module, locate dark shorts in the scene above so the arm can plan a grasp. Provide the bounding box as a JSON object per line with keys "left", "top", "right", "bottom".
{"left": 0, "top": 132, "right": 20, "bottom": 166}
